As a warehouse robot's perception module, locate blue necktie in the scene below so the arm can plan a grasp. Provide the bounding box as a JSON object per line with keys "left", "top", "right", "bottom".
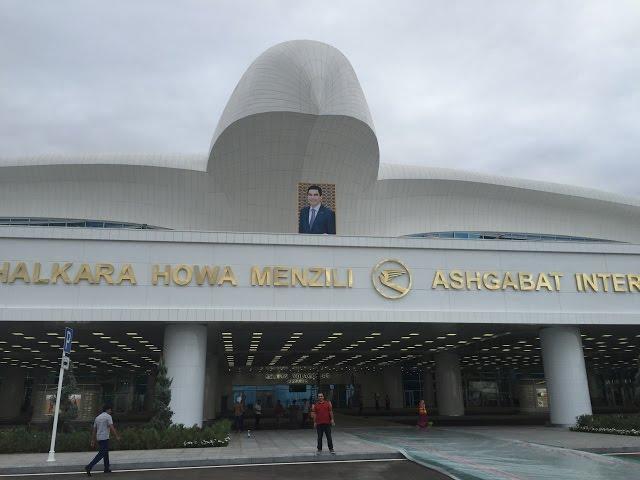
{"left": 309, "top": 208, "right": 317, "bottom": 229}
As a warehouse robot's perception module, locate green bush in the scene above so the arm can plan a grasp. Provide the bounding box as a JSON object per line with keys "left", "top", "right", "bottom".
{"left": 0, "top": 420, "right": 231, "bottom": 453}
{"left": 571, "top": 414, "right": 640, "bottom": 436}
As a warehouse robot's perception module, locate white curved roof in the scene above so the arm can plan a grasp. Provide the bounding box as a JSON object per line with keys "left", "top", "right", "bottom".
{"left": 0, "top": 40, "right": 639, "bottom": 242}
{"left": 0, "top": 153, "right": 208, "bottom": 171}
{"left": 210, "top": 40, "right": 375, "bottom": 149}
{"left": 379, "top": 163, "right": 640, "bottom": 208}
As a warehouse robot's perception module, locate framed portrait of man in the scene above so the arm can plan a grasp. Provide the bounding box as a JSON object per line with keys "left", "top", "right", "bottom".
{"left": 297, "top": 183, "right": 336, "bottom": 235}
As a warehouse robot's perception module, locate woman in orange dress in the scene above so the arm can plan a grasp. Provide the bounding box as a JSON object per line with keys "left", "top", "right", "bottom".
{"left": 416, "top": 399, "right": 428, "bottom": 429}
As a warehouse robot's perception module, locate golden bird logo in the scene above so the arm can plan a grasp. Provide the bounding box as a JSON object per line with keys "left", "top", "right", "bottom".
{"left": 379, "top": 269, "right": 408, "bottom": 295}
{"left": 372, "top": 259, "right": 412, "bottom": 299}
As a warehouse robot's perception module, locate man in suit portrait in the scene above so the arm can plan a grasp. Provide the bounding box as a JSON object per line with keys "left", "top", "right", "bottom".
{"left": 299, "top": 185, "right": 336, "bottom": 234}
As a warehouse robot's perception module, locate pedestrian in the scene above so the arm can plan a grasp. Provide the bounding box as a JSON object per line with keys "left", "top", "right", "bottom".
{"left": 417, "top": 399, "right": 429, "bottom": 430}
{"left": 274, "top": 400, "right": 285, "bottom": 429}
{"left": 385, "top": 394, "right": 391, "bottom": 411}
{"left": 254, "top": 400, "right": 262, "bottom": 430}
{"left": 85, "top": 404, "right": 120, "bottom": 476}
{"left": 301, "top": 399, "right": 310, "bottom": 428}
{"left": 233, "top": 396, "right": 245, "bottom": 432}
{"left": 311, "top": 392, "right": 335, "bottom": 454}
{"left": 289, "top": 400, "right": 300, "bottom": 427}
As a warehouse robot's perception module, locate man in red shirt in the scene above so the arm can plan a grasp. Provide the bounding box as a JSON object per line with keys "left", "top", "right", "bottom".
{"left": 311, "top": 392, "right": 335, "bottom": 454}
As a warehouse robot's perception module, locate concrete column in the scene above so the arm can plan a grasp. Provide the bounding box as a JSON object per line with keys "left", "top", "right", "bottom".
{"left": 435, "top": 351, "right": 464, "bottom": 416}
{"left": 203, "top": 354, "right": 220, "bottom": 421}
{"left": 540, "top": 326, "right": 592, "bottom": 426}
{"left": 382, "top": 366, "right": 404, "bottom": 409}
{"left": 0, "top": 368, "right": 25, "bottom": 420}
{"left": 422, "top": 368, "right": 435, "bottom": 408}
{"left": 164, "top": 324, "right": 207, "bottom": 427}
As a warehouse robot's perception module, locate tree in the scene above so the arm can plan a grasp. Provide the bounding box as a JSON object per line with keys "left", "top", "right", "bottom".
{"left": 49, "top": 362, "right": 79, "bottom": 433}
{"left": 150, "top": 357, "right": 173, "bottom": 429}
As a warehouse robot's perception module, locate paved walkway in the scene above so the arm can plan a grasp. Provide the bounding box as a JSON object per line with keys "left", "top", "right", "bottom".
{"left": 446, "top": 425, "right": 640, "bottom": 453}
{"left": 0, "top": 428, "right": 400, "bottom": 475}
{"left": 2, "top": 421, "right": 640, "bottom": 478}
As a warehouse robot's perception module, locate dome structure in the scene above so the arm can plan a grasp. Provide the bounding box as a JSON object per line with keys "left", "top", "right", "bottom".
{"left": 0, "top": 40, "right": 638, "bottom": 242}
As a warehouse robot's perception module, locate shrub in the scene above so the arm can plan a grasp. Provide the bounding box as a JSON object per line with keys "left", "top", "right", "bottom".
{"left": 571, "top": 414, "right": 640, "bottom": 436}
{"left": 150, "top": 358, "right": 173, "bottom": 430}
{"left": 0, "top": 420, "right": 231, "bottom": 453}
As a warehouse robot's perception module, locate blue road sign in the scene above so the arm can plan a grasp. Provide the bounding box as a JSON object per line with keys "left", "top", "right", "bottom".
{"left": 63, "top": 327, "right": 74, "bottom": 355}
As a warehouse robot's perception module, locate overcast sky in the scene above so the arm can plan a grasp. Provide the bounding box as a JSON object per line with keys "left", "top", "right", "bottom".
{"left": 1, "top": 1, "right": 639, "bottom": 195}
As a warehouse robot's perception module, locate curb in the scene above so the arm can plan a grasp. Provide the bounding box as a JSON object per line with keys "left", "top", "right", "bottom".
{"left": 0, "top": 452, "right": 403, "bottom": 475}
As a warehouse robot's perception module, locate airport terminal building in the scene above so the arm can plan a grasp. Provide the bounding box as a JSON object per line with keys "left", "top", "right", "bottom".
{"left": 1, "top": 40, "right": 639, "bottom": 428}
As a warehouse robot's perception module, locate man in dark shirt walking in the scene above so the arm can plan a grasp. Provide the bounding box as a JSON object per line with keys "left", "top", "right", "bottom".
{"left": 311, "top": 392, "right": 335, "bottom": 454}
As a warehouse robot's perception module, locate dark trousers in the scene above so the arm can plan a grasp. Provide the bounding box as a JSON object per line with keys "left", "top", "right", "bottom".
{"left": 87, "top": 439, "right": 110, "bottom": 471}
{"left": 234, "top": 415, "right": 244, "bottom": 432}
{"left": 316, "top": 424, "right": 333, "bottom": 451}
{"left": 254, "top": 414, "right": 261, "bottom": 429}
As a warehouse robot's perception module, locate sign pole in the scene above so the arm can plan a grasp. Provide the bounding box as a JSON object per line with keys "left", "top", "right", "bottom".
{"left": 47, "top": 327, "right": 74, "bottom": 463}
{"left": 46, "top": 356, "right": 66, "bottom": 462}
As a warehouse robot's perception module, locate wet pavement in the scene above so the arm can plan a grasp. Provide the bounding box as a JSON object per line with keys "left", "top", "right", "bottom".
{"left": 353, "top": 427, "right": 640, "bottom": 480}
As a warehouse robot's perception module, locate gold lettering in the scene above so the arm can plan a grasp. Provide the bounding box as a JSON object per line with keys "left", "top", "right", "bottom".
{"left": 0, "top": 262, "right": 9, "bottom": 283}
{"left": 612, "top": 274, "right": 627, "bottom": 293}
{"left": 549, "top": 272, "right": 563, "bottom": 291}
{"left": 628, "top": 274, "right": 640, "bottom": 293}
{"left": 432, "top": 270, "right": 449, "bottom": 289}
{"left": 291, "top": 268, "right": 307, "bottom": 287}
{"left": 8, "top": 262, "right": 30, "bottom": 284}
{"left": 308, "top": 268, "right": 324, "bottom": 287}
{"left": 597, "top": 273, "right": 611, "bottom": 292}
{"left": 73, "top": 263, "right": 96, "bottom": 284}
{"left": 575, "top": 273, "right": 584, "bottom": 292}
{"left": 32, "top": 262, "right": 50, "bottom": 284}
{"left": 273, "top": 267, "right": 289, "bottom": 287}
{"left": 152, "top": 265, "right": 171, "bottom": 286}
{"left": 535, "top": 273, "right": 553, "bottom": 291}
{"left": 251, "top": 266, "right": 272, "bottom": 286}
{"left": 449, "top": 270, "right": 464, "bottom": 290}
{"left": 348, "top": 269, "right": 353, "bottom": 288}
{"left": 582, "top": 273, "right": 598, "bottom": 292}
{"left": 117, "top": 264, "right": 137, "bottom": 285}
{"left": 95, "top": 264, "right": 114, "bottom": 285}
{"left": 482, "top": 272, "right": 501, "bottom": 290}
{"left": 51, "top": 263, "right": 72, "bottom": 284}
{"left": 218, "top": 266, "right": 237, "bottom": 286}
{"left": 502, "top": 272, "right": 519, "bottom": 290}
{"left": 332, "top": 268, "right": 348, "bottom": 288}
{"left": 195, "top": 265, "right": 219, "bottom": 286}
{"left": 518, "top": 272, "right": 535, "bottom": 291}
{"left": 466, "top": 271, "right": 482, "bottom": 290}
{"left": 325, "top": 268, "right": 332, "bottom": 287}
{"left": 172, "top": 264, "right": 193, "bottom": 286}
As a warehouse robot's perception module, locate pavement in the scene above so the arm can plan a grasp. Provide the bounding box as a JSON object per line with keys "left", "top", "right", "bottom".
{"left": 2, "top": 417, "right": 640, "bottom": 478}
{"left": 0, "top": 426, "right": 401, "bottom": 476}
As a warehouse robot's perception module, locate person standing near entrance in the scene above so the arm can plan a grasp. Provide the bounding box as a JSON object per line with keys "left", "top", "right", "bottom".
{"left": 416, "top": 399, "right": 429, "bottom": 430}
{"left": 233, "top": 397, "right": 245, "bottom": 433}
{"left": 311, "top": 392, "right": 335, "bottom": 454}
{"left": 301, "top": 399, "right": 310, "bottom": 428}
{"left": 85, "top": 404, "right": 120, "bottom": 476}
{"left": 254, "top": 400, "right": 262, "bottom": 430}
